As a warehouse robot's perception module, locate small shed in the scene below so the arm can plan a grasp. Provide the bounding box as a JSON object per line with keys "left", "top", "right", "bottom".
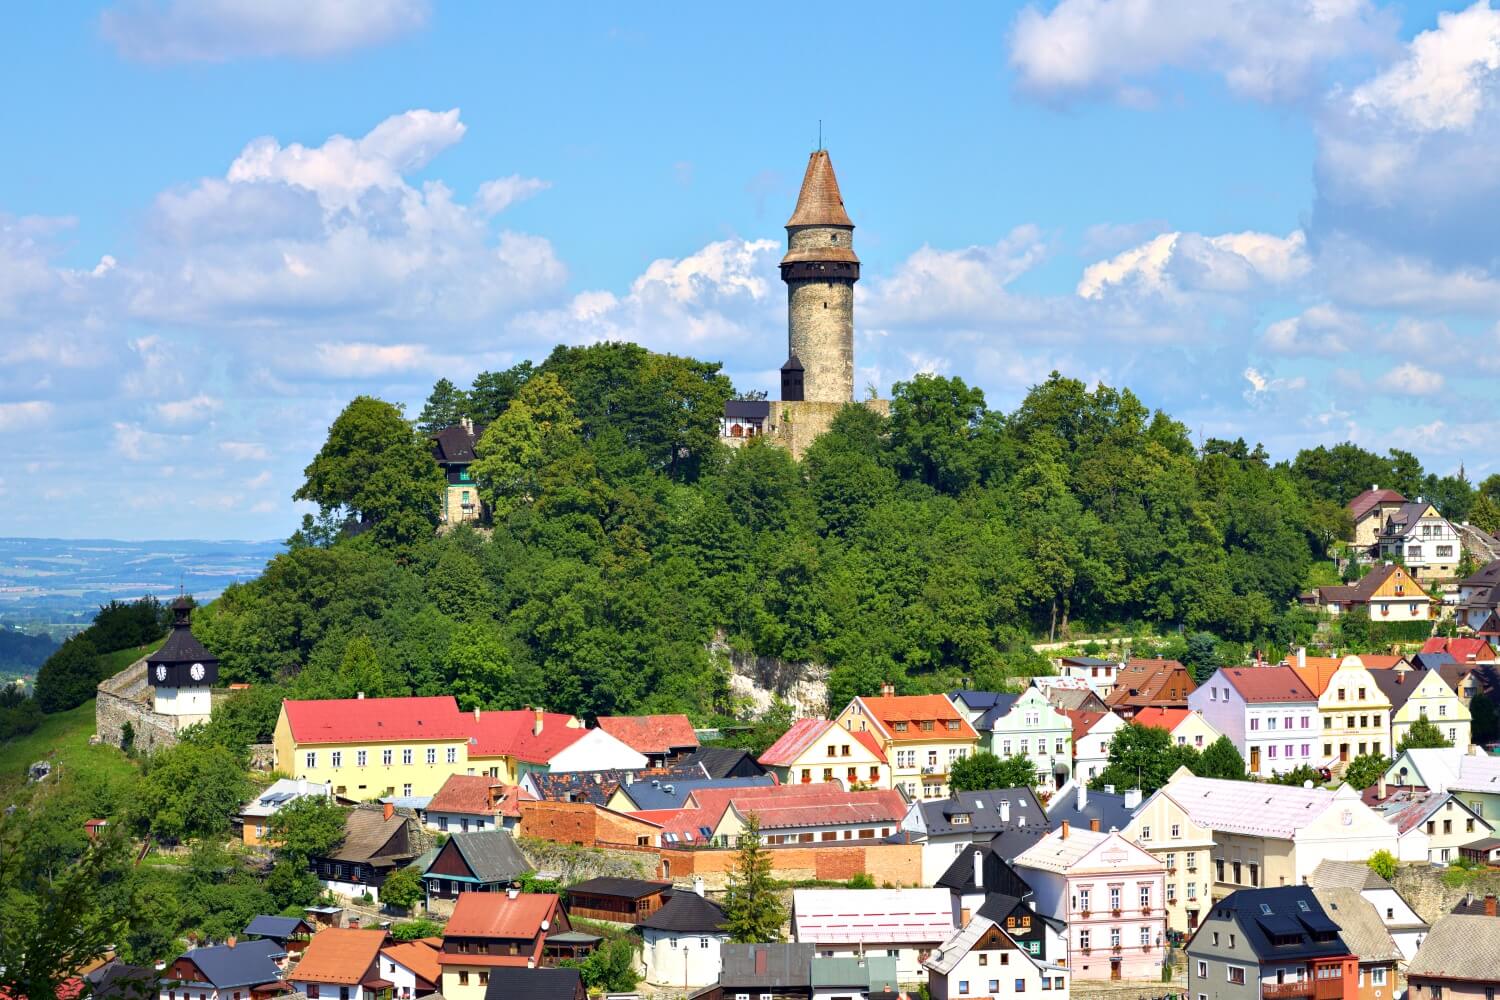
{"left": 564, "top": 877, "right": 672, "bottom": 924}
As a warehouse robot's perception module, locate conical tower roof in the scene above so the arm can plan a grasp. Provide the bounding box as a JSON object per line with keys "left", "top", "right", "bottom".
{"left": 786, "top": 150, "right": 854, "bottom": 228}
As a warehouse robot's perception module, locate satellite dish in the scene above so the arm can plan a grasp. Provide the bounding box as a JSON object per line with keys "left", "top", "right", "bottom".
{"left": 1303, "top": 780, "right": 1314, "bottom": 789}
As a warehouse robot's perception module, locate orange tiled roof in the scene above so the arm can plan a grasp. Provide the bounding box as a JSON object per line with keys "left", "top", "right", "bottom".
{"left": 596, "top": 715, "right": 699, "bottom": 755}
{"left": 292, "top": 929, "right": 386, "bottom": 985}
{"left": 858, "top": 694, "right": 978, "bottom": 742}
{"left": 1131, "top": 707, "right": 1191, "bottom": 732}
{"left": 1290, "top": 660, "right": 1344, "bottom": 696}
{"left": 442, "top": 892, "right": 558, "bottom": 940}
{"left": 380, "top": 940, "right": 440, "bottom": 985}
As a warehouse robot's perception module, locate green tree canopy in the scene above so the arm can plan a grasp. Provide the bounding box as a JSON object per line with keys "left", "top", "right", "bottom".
{"left": 950, "top": 752, "right": 1039, "bottom": 791}
{"left": 417, "top": 378, "right": 469, "bottom": 433}
{"left": 379, "top": 866, "right": 425, "bottom": 910}
{"left": 1396, "top": 717, "right": 1452, "bottom": 753}
{"left": 1196, "top": 736, "right": 1248, "bottom": 780}
{"left": 1341, "top": 753, "right": 1390, "bottom": 792}
{"left": 266, "top": 795, "right": 349, "bottom": 862}
{"left": 135, "top": 743, "right": 252, "bottom": 843}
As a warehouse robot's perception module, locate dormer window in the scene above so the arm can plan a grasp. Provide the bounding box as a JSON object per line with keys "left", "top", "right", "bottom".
{"left": 894, "top": 722, "right": 908, "bottom": 732}
{"left": 922, "top": 720, "right": 935, "bottom": 732}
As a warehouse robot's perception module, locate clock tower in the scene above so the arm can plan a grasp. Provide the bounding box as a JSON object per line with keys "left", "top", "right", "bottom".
{"left": 147, "top": 596, "right": 218, "bottom": 724}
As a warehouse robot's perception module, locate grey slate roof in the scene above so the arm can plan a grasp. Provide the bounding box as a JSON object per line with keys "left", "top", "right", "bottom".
{"left": 1407, "top": 914, "right": 1500, "bottom": 981}
{"left": 171, "top": 939, "right": 283, "bottom": 989}
{"left": 567, "top": 876, "right": 671, "bottom": 899}
{"left": 1045, "top": 788, "right": 1137, "bottom": 833}
{"left": 1306, "top": 859, "right": 1393, "bottom": 893}
{"left": 481, "top": 966, "right": 582, "bottom": 1000}
{"left": 915, "top": 788, "right": 1048, "bottom": 838}
{"left": 976, "top": 695, "right": 1021, "bottom": 730}
{"left": 719, "top": 943, "right": 817, "bottom": 988}
{"left": 1311, "top": 888, "right": 1401, "bottom": 964}
{"left": 640, "top": 891, "right": 728, "bottom": 933}
{"left": 678, "top": 746, "right": 767, "bottom": 779}
{"left": 1203, "top": 887, "right": 1349, "bottom": 962}
{"left": 935, "top": 842, "right": 1032, "bottom": 897}
{"left": 617, "top": 774, "right": 776, "bottom": 810}
{"left": 443, "top": 829, "right": 531, "bottom": 884}
{"left": 244, "top": 915, "right": 310, "bottom": 939}
{"left": 976, "top": 892, "right": 1065, "bottom": 933}
{"left": 84, "top": 961, "right": 159, "bottom": 1000}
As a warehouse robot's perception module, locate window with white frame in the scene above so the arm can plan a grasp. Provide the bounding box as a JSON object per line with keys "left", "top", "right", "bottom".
{"left": 356, "top": 750, "right": 367, "bottom": 767}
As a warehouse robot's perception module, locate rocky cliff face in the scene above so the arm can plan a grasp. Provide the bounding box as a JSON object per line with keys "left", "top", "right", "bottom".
{"left": 713, "top": 632, "right": 828, "bottom": 717}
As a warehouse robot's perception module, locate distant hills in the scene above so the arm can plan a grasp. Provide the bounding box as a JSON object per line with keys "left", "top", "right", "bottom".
{"left": 0, "top": 537, "right": 281, "bottom": 633}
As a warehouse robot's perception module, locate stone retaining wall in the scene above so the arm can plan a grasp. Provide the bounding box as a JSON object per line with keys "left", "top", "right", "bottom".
{"left": 95, "top": 658, "right": 180, "bottom": 754}
{"left": 1391, "top": 864, "right": 1500, "bottom": 924}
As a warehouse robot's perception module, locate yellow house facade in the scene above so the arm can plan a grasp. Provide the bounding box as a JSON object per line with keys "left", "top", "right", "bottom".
{"left": 1293, "top": 656, "right": 1392, "bottom": 768}
{"left": 1122, "top": 787, "right": 1216, "bottom": 936}
{"left": 834, "top": 688, "right": 980, "bottom": 800}
{"left": 755, "top": 717, "right": 891, "bottom": 790}
{"left": 1374, "top": 666, "right": 1470, "bottom": 750}
{"left": 273, "top": 696, "right": 474, "bottom": 799}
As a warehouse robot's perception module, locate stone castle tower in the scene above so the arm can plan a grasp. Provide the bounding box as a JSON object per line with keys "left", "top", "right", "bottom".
{"left": 780, "top": 150, "right": 858, "bottom": 405}
{"left": 718, "top": 149, "right": 887, "bottom": 458}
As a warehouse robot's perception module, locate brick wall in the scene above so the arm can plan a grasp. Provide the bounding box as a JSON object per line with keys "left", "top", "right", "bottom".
{"left": 518, "top": 800, "right": 659, "bottom": 849}
{"left": 657, "top": 842, "right": 922, "bottom": 890}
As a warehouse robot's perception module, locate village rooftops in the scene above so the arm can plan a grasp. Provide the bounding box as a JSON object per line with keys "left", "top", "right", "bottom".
{"left": 852, "top": 693, "right": 979, "bottom": 742}
{"left": 677, "top": 745, "right": 765, "bottom": 779}
{"left": 469, "top": 709, "right": 586, "bottom": 762}
{"left": 429, "top": 829, "right": 531, "bottom": 885}
{"left": 1204, "top": 886, "right": 1350, "bottom": 961}
{"left": 1349, "top": 487, "right": 1408, "bottom": 521}
{"left": 595, "top": 714, "right": 698, "bottom": 755}
{"left": 1306, "top": 858, "right": 1396, "bottom": 893}
{"left": 426, "top": 774, "right": 534, "bottom": 817}
{"left": 757, "top": 718, "right": 888, "bottom": 765}
{"left": 1107, "top": 659, "right": 1196, "bottom": 710}
{"left": 1213, "top": 666, "right": 1318, "bottom": 703}
{"left": 292, "top": 928, "right": 387, "bottom": 985}
{"left": 480, "top": 967, "right": 583, "bottom": 1000}
{"left": 639, "top": 891, "right": 728, "bottom": 933}
{"left": 792, "top": 888, "right": 954, "bottom": 944}
{"left": 618, "top": 774, "right": 777, "bottom": 811}
{"left": 718, "top": 943, "right": 817, "bottom": 990}
{"left": 935, "top": 841, "right": 1033, "bottom": 896}
{"left": 244, "top": 915, "right": 314, "bottom": 940}
{"left": 1162, "top": 773, "right": 1347, "bottom": 839}
{"left": 1310, "top": 888, "right": 1402, "bottom": 964}
{"left": 524, "top": 764, "right": 704, "bottom": 806}
{"left": 1045, "top": 784, "right": 1140, "bottom": 833}
{"left": 1422, "top": 636, "right": 1497, "bottom": 662}
{"left": 441, "top": 891, "right": 559, "bottom": 944}
{"left": 429, "top": 422, "right": 483, "bottom": 465}
{"left": 167, "top": 940, "right": 283, "bottom": 989}
{"left": 241, "top": 778, "right": 332, "bottom": 819}
{"left": 379, "top": 940, "right": 441, "bottom": 986}
{"left": 1405, "top": 914, "right": 1500, "bottom": 982}
{"left": 281, "top": 696, "right": 470, "bottom": 745}
{"left": 325, "top": 807, "right": 411, "bottom": 867}
{"left": 911, "top": 787, "right": 1047, "bottom": 838}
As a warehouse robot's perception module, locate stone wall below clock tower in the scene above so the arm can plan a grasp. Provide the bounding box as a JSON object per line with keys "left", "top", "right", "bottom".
{"left": 96, "top": 656, "right": 227, "bottom": 753}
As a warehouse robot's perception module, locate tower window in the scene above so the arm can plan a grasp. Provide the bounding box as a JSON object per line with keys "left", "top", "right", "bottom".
{"left": 831, "top": 234, "right": 838, "bottom": 244}
{"left": 824, "top": 302, "right": 828, "bottom": 308}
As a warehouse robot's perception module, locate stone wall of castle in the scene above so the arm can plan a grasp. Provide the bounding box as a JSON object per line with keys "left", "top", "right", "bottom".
{"left": 769, "top": 398, "right": 889, "bottom": 459}
{"left": 95, "top": 658, "right": 180, "bottom": 754}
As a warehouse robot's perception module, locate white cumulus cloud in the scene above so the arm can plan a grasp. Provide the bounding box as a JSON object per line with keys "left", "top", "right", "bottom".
{"left": 1261, "top": 304, "right": 1360, "bottom": 356}
{"left": 476, "top": 176, "right": 552, "bottom": 216}
{"left": 0, "top": 401, "right": 55, "bottom": 431}
{"left": 1078, "top": 230, "right": 1309, "bottom": 299}
{"left": 101, "top": 0, "right": 430, "bottom": 62}
{"left": 1349, "top": 2, "right": 1500, "bottom": 131}
{"left": 1377, "top": 362, "right": 1445, "bottom": 395}
{"left": 154, "top": 393, "right": 222, "bottom": 425}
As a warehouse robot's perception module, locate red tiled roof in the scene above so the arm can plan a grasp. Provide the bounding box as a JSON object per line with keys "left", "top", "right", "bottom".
{"left": 857, "top": 695, "right": 978, "bottom": 742}
{"left": 728, "top": 788, "right": 905, "bottom": 831}
{"left": 1421, "top": 637, "right": 1496, "bottom": 662}
{"left": 292, "top": 929, "right": 386, "bottom": 985}
{"left": 1358, "top": 655, "right": 1408, "bottom": 670}
{"left": 282, "top": 697, "right": 469, "bottom": 745}
{"left": 442, "top": 892, "right": 557, "bottom": 940}
{"left": 1107, "top": 660, "right": 1196, "bottom": 709}
{"left": 1348, "top": 488, "right": 1407, "bottom": 521}
{"left": 427, "top": 774, "right": 534, "bottom": 817}
{"left": 595, "top": 715, "right": 699, "bottom": 754}
{"left": 469, "top": 710, "right": 587, "bottom": 762}
{"left": 380, "top": 940, "right": 440, "bottom": 985}
{"left": 1218, "top": 666, "right": 1318, "bottom": 703}
{"left": 850, "top": 727, "right": 888, "bottom": 763}
{"left": 1131, "top": 707, "right": 1190, "bottom": 732}
{"left": 1062, "top": 709, "right": 1109, "bottom": 743}
{"left": 757, "top": 718, "right": 834, "bottom": 766}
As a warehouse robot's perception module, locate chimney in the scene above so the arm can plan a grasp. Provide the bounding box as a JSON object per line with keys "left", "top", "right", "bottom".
{"left": 880, "top": 683, "right": 895, "bottom": 698}
{"left": 1090, "top": 818, "right": 1101, "bottom": 833}
{"left": 1061, "top": 821, "right": 1070, "bottom": 840}
{"left": 1000, "top": 799, "right": 1011, "bottom": 824}
{"left": 1076, "top": 783, "right": 1088, "bottom": 811}
{"left": 507, "top": 884, "right": 520, "bottom": 900}
{"left": 1296, "top": 647, "right": 1306, "bottom": 669}
{"left": 1378, "top": 774, "right": 1387, "bottom": 799}
{"left": 1124, "top": 788, "right": 1142, "bottom": 810}
{"left": 755, "top": 947, "right": 768, "bottom": 976}
{"left": 473, "top": 706, "right": 480, "bottom": 721}
{"left": 357, "top": 691, "right": 365, "bottom": 700}
{"left": 383, "top": 802, "right": 395, "bottom": 821}
{"left": 974, "top": 849, "right": 985, "bottom": 889}
{"left": 226, "top": 936, "right": 236, "bottom": 949}
{"left": 534, "top": 707, "right": 544, "bottom": 736}
{"left": 1486, "top": 895, "right": 1497, "bottom": 918}
{"left": 693, "top": 876, "right": 706, "bottom": 897}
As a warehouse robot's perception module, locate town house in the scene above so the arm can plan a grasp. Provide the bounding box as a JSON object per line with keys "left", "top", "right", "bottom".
{"left": 925, "top": 917, "right": 1069, "bottom": 1000}
{"left": 954, "top": 688, "right": 1074, "bottom": 790}
{"left": 1064, "top": 709, "right": 1126, "bottom": 783}
{"left": 1307, "top": 564, "right": 1435, "bottom": 621}
{"left": 1347, "top": 487, "right": 1409, "bottom": 557}
{"left": 756, "top": 717, "right": 890, "bottom": 790}
{"left": 1189, "top": 667, "right": 1320, "bottom": 778}
{"left": 1291, "top": 656, "right": 1394, "bottom": 772}
{"left": 1308, "top": 888, "right": 1401, "bottom": 1000}
{"left": 1406, "top": 909, "right": 1500, "bottom": 1000}
{"left": 835, "top": 686, "right": 980, "bottom": 800}
{"left": 1132, "top": 707, "right": 1222, "bottom": 753}
{"left": 1123, "top": 785, "right": 1218, "bottom": 936}
{"left": 437, "top": 890, "right": 572, "bottom": 1000}
{"left": 1369, "top": 664, "right": 1470, "bottom": 751}
{"left": 273, "top": 696, "right": 472, "bottom": 799}
{"left": 791, "top": 888, "right": 955, "bottom": 986}
{"left": 468, "top": 708, "right": 646, "bottom": 784}
{"left": 1107, "top": 659, "right": 1198, "bottom": 720}
{"left": 160, "top": 940, "right": 285, "bottom": 1000}
{"left": 1306, "top": 860, "right": 1429, "bottom": 964}
{"left": 1013, "top": 822, "right": 1168, "bottom": 981}
{"left": 900, "top": 787, "right": 1050, "bottom": 885}
{"left": 1185, "top": 887, "right": 1357, "bottom": 1000}
{"left": 287, "top": 928, "right": 392, "bottom": 1000}
{"left": 309, "top": 804, "right": 417, "bottom": 904}
{"left": 1383, "top": 747, "right": 1500, "bottom": 823}
{"left": 1377, "top": 500, "right": 1462, "bottom": 581}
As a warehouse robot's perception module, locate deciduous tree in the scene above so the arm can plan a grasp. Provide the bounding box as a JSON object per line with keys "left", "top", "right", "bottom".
{"left": 950, "top": 752, "right": 1039, "bottom": 791}
{"left": 1396, "top": 717, "right": 1452, "bottom": 753}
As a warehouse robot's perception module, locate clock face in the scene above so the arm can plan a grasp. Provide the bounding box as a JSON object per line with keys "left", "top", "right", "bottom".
{"left": 190, "top": 663, "right": 205, "bottom": 681}
{"left": 155, "top": 664, "right": 167, "bottom": 682}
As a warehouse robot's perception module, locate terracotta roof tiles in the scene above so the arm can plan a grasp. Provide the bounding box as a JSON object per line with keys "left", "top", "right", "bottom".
{"left": 595, "top": 715, "right": 698, "bottom": 755}
{"left": 856, "top": 694, "right": 978, "bottom": 742}
{"left": 785, "top": 150, "right": 853, "bottom": 228}
{"left": 291, "top": 929, "right": 386, "bottom": 985}
{"left": 1216, "top": 666, "right": 1317, "bottom": 703}
{"left": 282, "top": 697, "right": 470, "bottom": 745}
{"left": 441, "top": 892, "right": 558, "bottom": 940}
{"left": 427, "top": 774, "right": 534, "bottom": 817}
{"left": 379, "top": 941, "right": 440, "bottom": 985}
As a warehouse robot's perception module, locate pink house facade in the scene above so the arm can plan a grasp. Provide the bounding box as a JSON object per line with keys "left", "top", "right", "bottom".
{"left": 1014, "top": 823, "right": 1167, "bottom": 981}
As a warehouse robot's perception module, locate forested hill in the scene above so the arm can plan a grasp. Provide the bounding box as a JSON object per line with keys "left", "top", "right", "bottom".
{"left": 187, "top": 341, "right": 1478, "bottom": 724}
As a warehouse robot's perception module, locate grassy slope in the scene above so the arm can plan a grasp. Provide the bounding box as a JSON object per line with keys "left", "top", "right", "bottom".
{"left": 0, "top": 640, "right": 161, "bottom": 800}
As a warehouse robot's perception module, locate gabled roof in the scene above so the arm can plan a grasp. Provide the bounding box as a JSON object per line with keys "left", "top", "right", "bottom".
{"left": 480, "top": 967, "right": 582, "bottom": 1000}
{"left": 679, "top": 746, "right": 766, "bottom": 779}
{"left": 244, "top": 915, "right": 312, "bottom": 939}
{"left": 727, "top": 788, "right": 906, "bottom": 831}
{"left": 1349, "top": 488, "right": 1407, "bottom": 521}
{"left": 785, "top": 150, "right": 854, "bottom": 229}
{"left": 241, "top": 778, "right": 332, "bottom": 819}
{"left": 1107, "top": 659, "right": 1196, "bottom": 709}
{"left": 567, "top": 877, "right": 671, "bottom": 899}
{"left": 380, "top": 940, "right": 440, "bottom": 986}
{"left": 443, "top": 892, "right": 558, "bottom": 939}
{"left": 925, "top": 917, "right": 1033, "bottom": 977}
{"left": 976, "top": 695, "right": 1023, "bottom": 730}
{"left": 1406, "top": 914, "right": 1500, "bottom": 981}
{"left": 1062, "top": 708, "right": 1112, "bottom": 743}
{"left": 1045, "top": 786, "right": 1138, "bottom": 833}
{"left": 469, "top": 710, "right": 587, "bottom": 762}
{"left": 1163, "top": 774, "right": 1343, "bottom": 839}
{"left": 437, "top": 829, "right": 531, "bottom": 884}
{"left": 1306, "top": 859, "right": 1395, "bottom": 893}
{"left": 934, "top": 842, "right": 1033, "bottom": 896}
{"left": 854, "top": 694, "right": 979, "bottom": 743}
{"left": 1013, "top": 826, "right": 1158, "bottom": 874}
{"left": 1360, "top": 786, "right": 1479, "bottom": 835}
{"left": 1421, "top": 637, "right": 1497, "bottom": 662}
{"left": 325, "top": 808, "right": 411, "bottom": 865}
{"left": 595, "top": 715, "right": 698, "bottom": 755}
{"left": 292, "top": 929, "right": 386, "bottom": 986}
{"left": 1310, "top": 889, "right": 1402, "bottom": 963}
{"left": 719, "top": 944, "right": 816, "bottom": 988}
{"left": 430, "top": 423, "right": 483, "bottom": 465}
{"left": 427, "top": 774, "right": 534, "bottom": 818}
{"left": 1131, "top": 707, "right": 1191, "bottom": 732}
{"left": 1214, "top": 666, "right": 1318, "bottom": 703}
{"left": 282, "top": 696, "right": 469, "bottom": 745}
{"left": 792, "top": 888, "right": 953, "bottom": 944}
{"left": 640, "top": 891, "right": 728, "bottom": 934}
{"left": 912, "top": 788, "right": 1048, "bottom": 838}
{"left": 758, "top": 718, "right": 836, "bottom": 766}
{"left": 1368, "top": 665, "right": 1453, "bottom": 713}
{"left": 525, "top": 764, "right": 704, "bottom": 806}
{"left": 1206, "top": 886, "right": 1350, "bottom": 962}
{"left": 170, "top": 940, "right": 282, "bottom": 989}
{"left": 1314, "top": 564, "right": 1431, "bottom": 609}
{"left": 1384, "top": 501, "right": 1445, "bottom": 539}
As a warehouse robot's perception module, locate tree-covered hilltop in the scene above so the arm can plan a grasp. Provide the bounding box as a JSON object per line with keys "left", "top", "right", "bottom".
{"left": 182, "top": 340, "right": 1391, "bottom": 727}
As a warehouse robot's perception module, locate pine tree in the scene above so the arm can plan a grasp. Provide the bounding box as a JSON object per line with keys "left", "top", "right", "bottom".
{"left": 1196, "top": 736, "right": 1248, "bottom": 780}
{"left": 721, "top": 814, "right": 786, "bottom": 943}
{"left": 417, "top": 378, "right": 468, "bottom": 433}
{"left": 1396, "top": 717, "right": 1452, "bottom": 753}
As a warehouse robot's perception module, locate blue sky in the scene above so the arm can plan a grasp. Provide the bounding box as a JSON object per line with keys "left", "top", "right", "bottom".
{"left": 3, "top": 0, "right": 1499, "bottom": 539}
